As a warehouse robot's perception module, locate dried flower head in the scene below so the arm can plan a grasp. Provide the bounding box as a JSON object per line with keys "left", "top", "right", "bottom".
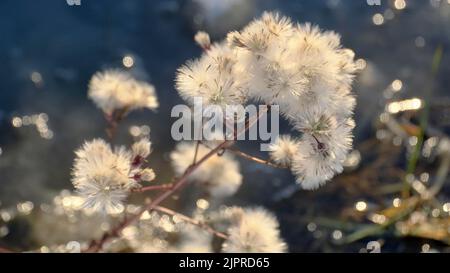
{"left": 132, "top": 138, "right": 152, "bottom": 159}
{"left": 71, "top": 138, "right": 155, "bottom": 213}
{"left": 227, "top": 12, "right": 294, "bottom": 54}
{"left": 170, "top": 142, "right": 242, "bottom": 198}
{"left": 221, "top": 207, "right": 287, "bottom": 253}
{"left": 88, "top": 69, "right": 159, "bottom": 115}
{"left": 139, "top": 168, "right": 156, "bottom": 182}
{"left": 268, "top": 135, "right": 299, "bottom": 166}
{"left": 291, "top": 118, "right": 354, "bottom": 190}
{"left": 175, "top": 43, "right": 248, "bottom": 108}
{"left": 176, "top": 11, "right": 358, "bottom": 189}
{"left": 194, "top": 31, "right": 211, "bottom": 50}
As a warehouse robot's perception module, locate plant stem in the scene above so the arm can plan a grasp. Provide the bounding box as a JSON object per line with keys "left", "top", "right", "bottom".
{"left": 226, "top": 147, "right": 288, "bottom": 169}
{"left": 132, "top": 183, "right": 174, "bottom": 193}
{"left": 105, "top": 107, "right": 129, "bottom": 140}
{"left": 192, "top": 141, "right": 200, "bottom": 164}
{"left": 402, "top": 46, "right": 443, "bottom": 198}
{"left": 153, "top": 205, "right": 228, "bottom": 239}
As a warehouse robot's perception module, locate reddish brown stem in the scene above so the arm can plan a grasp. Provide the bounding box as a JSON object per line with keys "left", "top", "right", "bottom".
{"left": 132, "top": 183, "right": 174, "bottom": 193}
{"left": 105, "top": 107, "right": 129, "bottom": 140}
{"left": 226, "top": 147, "right": 288, "bottom": 169}
{"left": 192, "top": 141, "right": 201, "bottom": 164}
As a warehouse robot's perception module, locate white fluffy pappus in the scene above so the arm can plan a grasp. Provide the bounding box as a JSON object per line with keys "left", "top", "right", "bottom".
{"left": 71, "top": 138, "right": 155, "bottom": 214}
{"left": 291, "top": 118, "right": 354, "bottom": 190}
{"left": 221, "top": 207, "right": 287, "bottom": 253}
{"left": 227, "top": 12, "right": 294, "bottom": 55}
{"left": 132, "top": 137, "right": 152, "bottom": 159}
{"left": 175, "top": 11, "right": 358, "bottom": 191}
{"left": 88, "top": 69, "right": 159, "bottom": 115}
{"left": 175, "top": 42, "right": 249, "bottom": 108}
{"left": 194, "top": 31, "right": 211, "bottom": 50}
{"left": 170, "top": 142, "right": 242, "bottom": 198}
{"left": 268, "top": 135, "right": 300, "bottom": 166}
{"left": 225, "top": 13, "right": 357, "bottom": 117}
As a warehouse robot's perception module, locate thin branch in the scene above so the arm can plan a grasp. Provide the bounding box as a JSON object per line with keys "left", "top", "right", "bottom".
{"left": 105, "top": 107, "right": 129, "bottom": 140}
{"left": 153, "top": 205, "right": 228, "bottom": 239}
{"left": 192, "top": 125, "right": 203, "bottom": 164}
{"left": 226, "top": 147, "right": 288, "bottom": 169}
{"left": 132, "top": 183, "right": 174, "bottom": 193}
{"left": 192, "top": 141, "right": 200, "bottom": 164}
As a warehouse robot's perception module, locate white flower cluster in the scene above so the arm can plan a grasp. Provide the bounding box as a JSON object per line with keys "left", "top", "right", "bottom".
{"left": 176, "top": 42, "right": 248, "bottom": 108}
{"left": 269, "top": 113, "right": 354, "bottom": 190}
{"left": 119, "top": 205, "right": 286, "bottom": 253}
{"left": 71, "top": 138, "right": 155, "bottom": 214}
{"left": 88, "top": 69, "right": 159, "bottom": 115}
{"left": 170, "top": 142, "right": 242, "bottom": 198}
{"left": 219, "top": 206, "right": 287, "bottom": 253}
{"left": 175, "top": 12, "right": 358, "bottom": 189}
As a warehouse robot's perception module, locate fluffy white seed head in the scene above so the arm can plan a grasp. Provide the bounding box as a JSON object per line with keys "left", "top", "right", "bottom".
{"left": 221, "top": 207, "right": 287, "bottom": 253}
{"left": 71, "top": 138, "right": 155, "bottom": 213}
{"left": 177, "top": 11, "right": 357, "bottom": 117}
{"left": 292, "top": 107, "right": 338, "bottom": 136}
{"left": 132, "top": 138, "right": 152, "bottom": 159}
{"left": 176, "top": 11, "right": 358, "bottom": 190}
{"left": 175, "top": 43, "right": 248, "bottom": 108}
{"left": 139, "top": 168, "right": 156, "bottom": 182}
{"left": 88, "top": 70, "right": 159, "bottom": 115}
{"left": 268, "top": 135, "right": 299, "bottom": 166}
{"left": 194, "top": 31, "right": 211, "bottom": 50}
{"left": 72, "top": 139, "right": 132, "bottom": 213}
{"left": 227, "top": 12, "right": 294, "bottom": 55}
{"left": 291, "top": 118, "right": 354, "bottom": 190}
{"left": 170, "top": 142, "right": 242, "bottom": 198}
